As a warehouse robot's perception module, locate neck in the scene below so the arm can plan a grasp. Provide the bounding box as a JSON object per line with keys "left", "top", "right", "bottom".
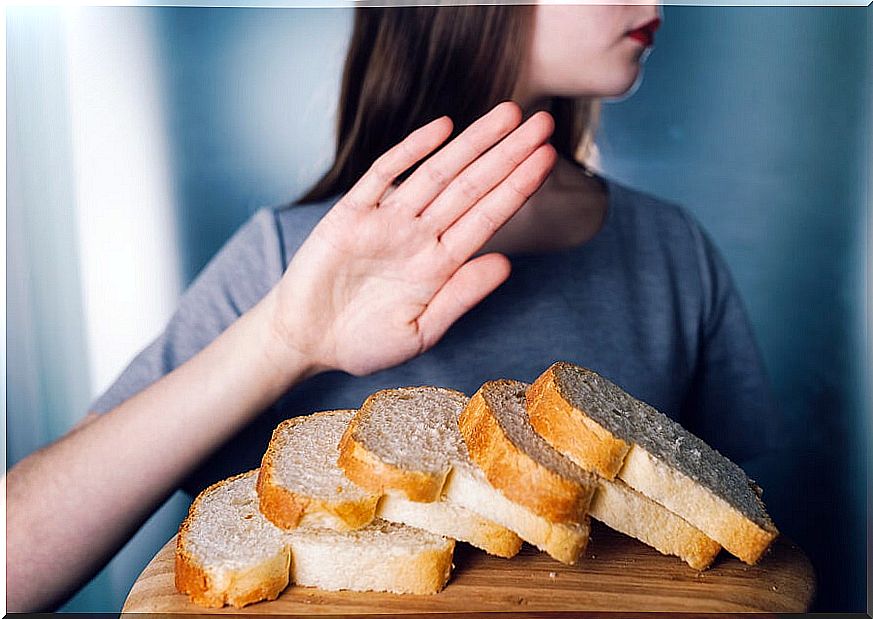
{"left": 480, "top": 155, "right": 609, "bottom": 256}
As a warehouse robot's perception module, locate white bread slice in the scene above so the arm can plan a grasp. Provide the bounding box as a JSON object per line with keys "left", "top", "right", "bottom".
{"left": 257, "top": 410, "right": 380, "bottom": 531}
{"left": 338, "top": 387, "right": 523, "bottom": 558}
{"left": 455, "top": 379, "right": 600, "bottom": 564}
{"left": 287, "top": 518, "right": 455, "bottom": 594}
{"left": 527, "top": 361, "right": 778, "bottom": 564}
{"left": 338, "top": 387, "right": 470, "bottom": 502}
{"left": 375, "top": 494, "right": 522, "bottom": 559}
{"left": 589, "top": 478, "right": 721, "bottom": 570}
{"left": 443, "top": 461, "right": 590, "bottom": 565}
{"left": 175, "top": 470, "right": 291, "bottom": 608}
{"left": 176, "top": 470, "right": 456, "bottom": 605}
{"left": 459, "top": 379, "right": 599, "bottom": 524}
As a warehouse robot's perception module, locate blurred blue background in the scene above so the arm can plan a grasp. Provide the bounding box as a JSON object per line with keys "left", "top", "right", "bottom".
{"left": 6, "top": 5, "right": 869, "bottom": 613}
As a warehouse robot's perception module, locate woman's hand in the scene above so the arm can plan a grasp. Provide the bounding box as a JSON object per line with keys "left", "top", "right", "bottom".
{"left": 271, "top": 102, "right": 557, "bottom": 376}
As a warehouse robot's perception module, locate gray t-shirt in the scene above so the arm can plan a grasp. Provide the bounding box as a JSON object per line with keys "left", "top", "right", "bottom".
{"left": 91, "top": 176, "right": 779, "bottom": 497}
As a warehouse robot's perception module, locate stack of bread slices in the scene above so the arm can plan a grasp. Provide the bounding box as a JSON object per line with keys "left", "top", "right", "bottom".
{"left": 175, "top": 361, "right": 779, "bottom": 608}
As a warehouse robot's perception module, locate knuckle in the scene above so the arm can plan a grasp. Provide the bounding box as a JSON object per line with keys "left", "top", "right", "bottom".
{"left": 506, "top": 149, "right": 525, "bottom": 168}
{"left": 380, "top": 195, "right": 405, "bottom": 211}
{"left": 425, "top": 164, "right": 450, "bottom": 189}
{"left": 371, "top": 158, "right": 395, "bottom": 185}
{"left": 455, "top": 174, "right": 480, "bottom": 200}
{"left": 439, "top": 237, "right": 467, "bottom": 266}
{"left": 400, "top": 136, "right": 418, "bottom": 159}
{"left": 506, "top": 178, "right": 530, "bottom": 200}
{"left": 478, "top": 210, "right": 501, "bottom": 234}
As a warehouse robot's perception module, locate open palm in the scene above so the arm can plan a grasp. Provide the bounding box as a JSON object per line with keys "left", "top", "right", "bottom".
{"left": 275, "top": 102, "right": 556, "bottom": 376}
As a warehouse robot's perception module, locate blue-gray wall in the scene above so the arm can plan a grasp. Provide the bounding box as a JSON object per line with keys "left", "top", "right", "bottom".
{"left": 156, "top": 7, "right": 351, "bottom": 284}
{"left": 8, "top": 6, "right": 869, "bottom": 612}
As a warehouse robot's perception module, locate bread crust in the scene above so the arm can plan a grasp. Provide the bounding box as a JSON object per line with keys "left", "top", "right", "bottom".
{"left": 459, "top": 381, "right": 595, "bottom": 523}
{"left": 337, "top": 398, "right": 449, "bottom": 502}
{"left": 175, "top": 471, "right": 291, "bottom": 608}
{"left": 175, "top": 544, "right": 222, "bottom": 608}
{"left": 258, "top": 413, "right": 380, "bottom": 530}
{"left": 527, "top": 367, "right": 631, "bottom": 479}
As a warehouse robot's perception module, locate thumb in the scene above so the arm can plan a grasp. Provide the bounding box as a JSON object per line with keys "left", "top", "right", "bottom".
{"left": 415, "top": 253, "right": 511, "bottom": 352}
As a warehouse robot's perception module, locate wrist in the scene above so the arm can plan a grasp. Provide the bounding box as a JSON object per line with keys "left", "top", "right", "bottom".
{"left": 255, "top": 287, "right": 330, "bottom": 386}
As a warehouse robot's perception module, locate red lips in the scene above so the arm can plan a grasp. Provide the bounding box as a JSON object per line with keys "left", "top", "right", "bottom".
{"left": 627, "top": 17, "right": 661, "bottom": 48}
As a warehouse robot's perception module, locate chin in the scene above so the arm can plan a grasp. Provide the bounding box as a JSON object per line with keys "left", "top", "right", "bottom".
{"left": 599, "top": 64, "right": 645, "bottom": 100}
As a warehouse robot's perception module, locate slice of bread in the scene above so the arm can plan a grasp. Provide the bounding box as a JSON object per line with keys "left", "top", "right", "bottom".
{"left": 257, "top": 410, "right": 380, "bottom": 531}
{"left": 527, "top": 361, "right": 778, "bottom": 564}
{"left": 459, "top": 379, "right": 599, "bottom": 524}
{"left": 287, "top": 518, "right": 455, "bottom": 594}
{"left": 175, "top": 470, "right": 291, "bottom": 608}
{"left": 375, "top": 493, "right": 522, "bottom": 559}
{"left": 338, "top": 387, "right": 470, "bottom": 502}
{"left": 590, "top": 478, "right": 721, "bottom": 570}
{"left": 443, "top": 461, "right": 591, "bottom": 564}
{"left": 176, "top": 470, "right": 455, "bottom": 605}
{"left": 337, "top": 386, "right": 524, "bottom": 558}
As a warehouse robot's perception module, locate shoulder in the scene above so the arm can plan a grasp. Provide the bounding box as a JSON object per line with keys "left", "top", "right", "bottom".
{"left": 602, "top": 176, "right": 728, "bottom": 281}
{"left": 602, "top": 176, "right": 739, "bottom": 330}
{"left": 604, "top": 176, "right": 709, "bottom": 250}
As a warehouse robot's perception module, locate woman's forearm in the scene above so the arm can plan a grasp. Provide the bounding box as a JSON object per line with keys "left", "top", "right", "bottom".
{"left": 5, "top": 289, "right": 314, "bottom": 612}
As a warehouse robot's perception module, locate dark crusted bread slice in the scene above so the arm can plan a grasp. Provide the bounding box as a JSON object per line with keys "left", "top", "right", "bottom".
{"left": 257, "top": 410, "right": 380, "bottom": 531}
{"left": 287, "top": 518, "right": 456, "bottom": 594}
{"left": 175, "top": 470, "right": 291, "bottom": 608}
{"left": 459, "top": 379, "right": 599, "bottom": 524}
{"left": 527, "top": 361, "right": 778, "bottom": 564}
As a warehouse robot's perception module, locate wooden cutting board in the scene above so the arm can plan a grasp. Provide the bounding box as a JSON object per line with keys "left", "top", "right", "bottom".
{"left": 122, "top": 522, "right": 814, "bottom": 614}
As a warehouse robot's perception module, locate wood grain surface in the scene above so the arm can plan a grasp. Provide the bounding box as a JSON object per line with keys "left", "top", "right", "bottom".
{"left": 122, "top": 522, "right": 814, "bottom": 614}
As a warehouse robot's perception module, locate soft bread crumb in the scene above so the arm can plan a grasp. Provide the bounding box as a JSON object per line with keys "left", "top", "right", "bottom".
{"left": 354, "top": 388, "right": 469, "bottom": 474}
{"left": 270, "top": 411, "right": 375, "bottom": 502}
{"left": 184, "top": 473, "right": 286, "bottom": 568}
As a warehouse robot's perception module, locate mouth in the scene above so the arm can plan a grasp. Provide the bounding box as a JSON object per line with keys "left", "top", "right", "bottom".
{"left": 626, "top": 17, "right": 661, "bottom": 48}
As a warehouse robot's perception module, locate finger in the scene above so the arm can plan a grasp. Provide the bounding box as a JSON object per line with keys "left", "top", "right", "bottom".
{"left": 440, "top": 143, "right": 557, "bottom": 262}
{"left": 382, "top": 101, "right": 523, "bottom": 215}
{"left": 341, "top": 115, "right": 453, "bottom": 211}
{"left": 420, "top": 110, "right": 555, "bottom": 234}
{"left": 415, "top": 253, "right": 511, "bottom": 351}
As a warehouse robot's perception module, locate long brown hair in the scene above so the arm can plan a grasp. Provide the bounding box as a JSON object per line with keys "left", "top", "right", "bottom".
{"left": 298, "top": 6, "right": 597, "bottom": 204}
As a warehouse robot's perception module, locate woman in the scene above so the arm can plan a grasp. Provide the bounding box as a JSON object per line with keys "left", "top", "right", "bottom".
{"left": 6, "top": 5, "right": 777, "bottom": 612}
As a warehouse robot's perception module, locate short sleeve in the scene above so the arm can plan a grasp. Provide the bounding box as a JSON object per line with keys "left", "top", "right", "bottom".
{"left": 677, "top": 216, "right": 783, "bottom": 468}
{"left": 89, "top": 208, "right": 285, "bottom": 414}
